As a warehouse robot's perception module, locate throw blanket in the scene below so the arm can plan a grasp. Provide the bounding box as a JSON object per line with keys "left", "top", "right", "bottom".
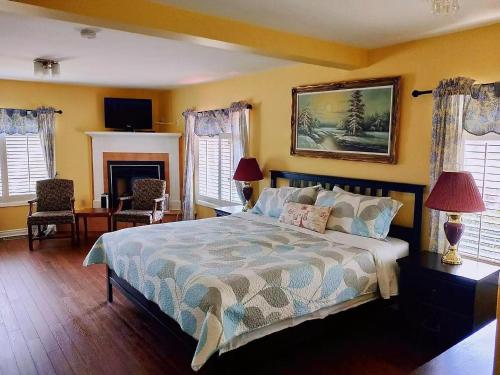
{"left": 84, "top": 213, "right": 383, "bottom": 370}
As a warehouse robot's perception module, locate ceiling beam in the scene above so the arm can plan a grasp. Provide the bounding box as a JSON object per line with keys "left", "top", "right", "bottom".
{"left": 4, "top": 0, "right": 368, "bottom": 70}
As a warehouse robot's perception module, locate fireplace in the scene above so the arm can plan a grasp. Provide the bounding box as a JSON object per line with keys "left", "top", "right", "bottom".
{"left": 86, "top": 132, "right": 181, "bottom": 210}
{"left": 107, "top": 160, "right": 165, "bottom": 208}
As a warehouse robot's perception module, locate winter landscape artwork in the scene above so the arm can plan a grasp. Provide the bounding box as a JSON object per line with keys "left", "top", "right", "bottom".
{"left": 291, "top": 77, "right": 400, "bottom": 163}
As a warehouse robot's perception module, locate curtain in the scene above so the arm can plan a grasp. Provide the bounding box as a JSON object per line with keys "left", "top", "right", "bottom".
{"left": 182, "top": 110, "right": 196, "bottom": 220}
{"left": 181, "top": 102, "right": 251, "bottom": 219}
{"left": 36, "top": 107, "right": 56, "bottom": 178}
{"left": 0, "top": 109, "right": 38, "bottom": 135}
{"left": 429, "top": 77, "right": 474, "bottom": 253}
{"left": 230, "top": 102, "right": 250, "bottom": 204}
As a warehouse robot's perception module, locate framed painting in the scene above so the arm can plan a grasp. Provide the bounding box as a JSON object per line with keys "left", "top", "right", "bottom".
{"left": 291, "top": 77, "right": 401, "bottom": 164}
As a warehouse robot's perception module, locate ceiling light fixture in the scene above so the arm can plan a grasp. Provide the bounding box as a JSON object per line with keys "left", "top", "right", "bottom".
{"left": 430, "top": 0, "right": 460, "bottom": 15}
{"left": 33, "top": 58, "right": 60, "bottom": 78}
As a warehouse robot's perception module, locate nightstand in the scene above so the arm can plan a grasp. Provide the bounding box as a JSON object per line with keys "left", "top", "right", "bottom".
{"left": 397, "top": 252, "right": 499, "bottom": 349}
{"left": 213, "top": 205, "right": 244, "bottom": 217}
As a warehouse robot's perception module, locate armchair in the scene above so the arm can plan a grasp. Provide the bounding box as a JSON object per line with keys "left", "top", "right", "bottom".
{"left": 112, "top": 179, "right": 168, "bottom": 230}
{"left": 27, "top": 179, "right": 76, "bottom": 251}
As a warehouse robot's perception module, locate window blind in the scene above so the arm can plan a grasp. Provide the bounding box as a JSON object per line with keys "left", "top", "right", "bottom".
{"left": 462, "top": 140, "right": 500, "bottom": 262}
{"left": 197, "top": 135, "right": 240, "bottom": 205}
{"left": 5, "top": 134, "right": 48, "bottom": 196}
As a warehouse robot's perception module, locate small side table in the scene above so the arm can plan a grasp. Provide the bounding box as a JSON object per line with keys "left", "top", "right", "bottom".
{"left": 213, "top": 205, "right": 244, "bottom": 217}
{"left": 75, "top": 208, "right": 113, "bottom": 243}
{"left": 397, "top": 251, "right": 499, "bottom": 349}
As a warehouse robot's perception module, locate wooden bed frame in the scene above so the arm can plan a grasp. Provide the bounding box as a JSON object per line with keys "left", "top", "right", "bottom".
{"left": 105, "top": 170, "right": 426, "bottom": 366}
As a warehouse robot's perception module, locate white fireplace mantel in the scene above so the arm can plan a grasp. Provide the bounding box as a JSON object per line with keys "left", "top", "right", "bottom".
{"left": 86, "top": 131, "right": 182, "bottom": 209}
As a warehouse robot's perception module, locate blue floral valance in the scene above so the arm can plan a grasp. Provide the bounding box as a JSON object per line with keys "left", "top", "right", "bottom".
{"left": 464, "top": 83, "right": 500, "bottom": 135}
{"left": 193, "top": 108, "right": 231, "bottom": 136}
{"left": 0, "top": 108, "right": 39, "bottom": 135}
{"left": 183, "top": 101, "right": 250, "bottom": 137}
{"left": 434, "top": 78, "right": 499, "bottom": 136}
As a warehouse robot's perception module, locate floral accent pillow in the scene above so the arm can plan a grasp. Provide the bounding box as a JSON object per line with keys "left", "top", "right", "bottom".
{"left": 285, "top": 185, "right": 323, "bottom": 205}
{"left": 251, "top": 187, "right": 298, "bottom": 218}
{"left": 315, "top": 186, "right": 403, "bottom": 240}
{"left": 279, "top": 203, "right": 332, "bottom": 234}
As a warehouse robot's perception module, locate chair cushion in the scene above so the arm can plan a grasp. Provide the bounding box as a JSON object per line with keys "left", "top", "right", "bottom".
{"left": 132, "top": 179, "right": 167, "bottom": 211}
{"left": 113, "top": 210, "right": 164, "bottom": 224}
{"left": 28, "top": 211, "right": 75, "bottom": 225}
{"left": 36, "top": 179, "right": 74, "bottom": 211}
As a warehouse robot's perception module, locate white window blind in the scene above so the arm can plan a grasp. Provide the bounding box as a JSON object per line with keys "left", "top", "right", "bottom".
{"left": 0, "top": 134, "right": 48, "bottom": 203}
{"left": 197, "top": 134, "right": 240, "bottom": 206}
{"left": 462, "top": 139, "right": 500, "bottom": 262}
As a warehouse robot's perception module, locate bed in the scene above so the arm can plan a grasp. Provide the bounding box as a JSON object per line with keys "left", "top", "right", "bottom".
{"left": 83, "top": 170, "right": 425, "bottom": 371}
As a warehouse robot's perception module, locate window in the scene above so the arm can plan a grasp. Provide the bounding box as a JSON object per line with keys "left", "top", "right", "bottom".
{"left": 0, "top": 134, "right": 48, "bottom": 205}
{"left": 196, "top": 134, "right": 240, "bottom": 206}
{"left": 461, "top": 133, "right": 500, "bottom": 262}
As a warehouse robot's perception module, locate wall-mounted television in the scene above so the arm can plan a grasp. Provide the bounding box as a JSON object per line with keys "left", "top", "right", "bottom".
{"left": 104, "top": 98, "right": 152, "bottom": 131}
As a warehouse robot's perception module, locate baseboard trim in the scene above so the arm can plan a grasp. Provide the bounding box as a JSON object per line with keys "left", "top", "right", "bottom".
{"left": 0, "top": 228, "right": 28, "bottom": 238}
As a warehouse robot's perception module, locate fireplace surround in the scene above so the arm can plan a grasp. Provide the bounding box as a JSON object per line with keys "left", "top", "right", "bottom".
{"left": 86, "top": 132, "right": 182, "bottom": 210}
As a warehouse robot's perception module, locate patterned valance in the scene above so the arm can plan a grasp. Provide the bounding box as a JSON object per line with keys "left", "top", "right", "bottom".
{"left": 432, "top": 77, "right": 475, "bottom": 97}
{"left": 0, "top": 108, "right": 38, "bottom": 134}
{"left": 464, "top": 83, "right": 500, "bottom": 135}
{"left": 183, "top": 101, "right": 250, "bottom": 137}
{"left": 433, "top": 78, "right": 499, "bottom": 136}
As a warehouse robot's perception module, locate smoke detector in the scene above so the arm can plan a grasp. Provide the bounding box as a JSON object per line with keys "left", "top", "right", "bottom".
{"left": 80, "top": 28, "right": 98, "bottom": 39}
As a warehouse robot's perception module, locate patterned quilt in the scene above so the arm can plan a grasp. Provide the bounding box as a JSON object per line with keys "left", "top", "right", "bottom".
{"left": 84, "top": 214, "right": 378, "bottom": 371}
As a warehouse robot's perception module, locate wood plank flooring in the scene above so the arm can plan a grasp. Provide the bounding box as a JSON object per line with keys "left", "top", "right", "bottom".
{"left": 0, "top": 234, "right": 440, "bottom": 375}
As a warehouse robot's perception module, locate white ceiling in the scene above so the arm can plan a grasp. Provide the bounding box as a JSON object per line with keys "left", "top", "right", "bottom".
{"left": 0, "top": 12, "right": 290, "bottom": 89}
{"left": 157, "top": 0, "right": 500, "bottom": 48}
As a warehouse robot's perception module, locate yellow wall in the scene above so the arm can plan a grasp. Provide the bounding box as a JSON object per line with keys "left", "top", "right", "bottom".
{"left": 163, "top": 23, "right": 500, "bottom": 248}
{"left": 0, "top": 79, "right": 161, "bottom": 231}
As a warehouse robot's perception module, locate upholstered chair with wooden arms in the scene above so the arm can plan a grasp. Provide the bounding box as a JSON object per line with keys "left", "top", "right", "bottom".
{"left": 27, "top": 179, "right": 76, "bottom": 251}
{"left": 112, "top": 179, "right": 168, "bottom": 230}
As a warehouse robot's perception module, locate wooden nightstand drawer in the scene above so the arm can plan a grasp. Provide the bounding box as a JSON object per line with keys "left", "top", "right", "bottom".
{"left": 401, "top": 270, "right": 474, "bottom": 316}
{"left": 397, "top": 252, "right": 499, "bottom": 350}
{"left": 412, "top": 302, "right": 471, "bottom": 345}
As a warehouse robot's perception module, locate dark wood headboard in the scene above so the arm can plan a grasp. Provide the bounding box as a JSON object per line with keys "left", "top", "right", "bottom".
{"left": 270, "top": 170, "right": 425, "bottom": 253}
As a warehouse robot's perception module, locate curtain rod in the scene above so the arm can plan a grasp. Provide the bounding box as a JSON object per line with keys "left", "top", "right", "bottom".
{"left": 0, "top": 107, "right": 63, "bottom": 114}
{"left": 412, "top": 81, "right": 500, "bottom": 97}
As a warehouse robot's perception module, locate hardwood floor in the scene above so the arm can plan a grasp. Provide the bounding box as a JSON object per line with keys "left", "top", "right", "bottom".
{"left": 0, "top": 234, "right": 438, "bottom": 375}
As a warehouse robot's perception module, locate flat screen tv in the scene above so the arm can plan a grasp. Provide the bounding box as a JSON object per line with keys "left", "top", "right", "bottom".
{"left": 104, "top": 98, "right": 152, "bottom": 131}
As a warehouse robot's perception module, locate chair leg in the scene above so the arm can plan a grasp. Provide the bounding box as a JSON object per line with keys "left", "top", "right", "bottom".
{"left": 28, "top": 224, "right": 34, "bottom": 251}
{"left": 133, "top": 222, "right": 136, "bottom": 227}
{"left": 71, "top": 222, "right": 76, "bottom": 245}
{"left": 37, "top": 225, "right": 42, "bottom": 239}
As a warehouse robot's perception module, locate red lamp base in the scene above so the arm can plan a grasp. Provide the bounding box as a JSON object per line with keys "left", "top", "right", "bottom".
{"left": 442, "top": 214, "right": 465, "bottom": 265}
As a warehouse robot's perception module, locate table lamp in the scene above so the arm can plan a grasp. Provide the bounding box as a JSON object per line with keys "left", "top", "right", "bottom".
{"left": 425, "top": 171, "right": 486, "bottom": 265}
{"left": 233, "top": 158, "right": 263, "bottom": 211}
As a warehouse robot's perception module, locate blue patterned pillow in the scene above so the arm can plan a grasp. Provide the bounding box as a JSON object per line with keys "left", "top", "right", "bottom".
{"left": 251, "top": 187, "right": 297, "bottom": 218}
{"left": 285, "top": 185, "right": 322, "bottom": 205}
{"left": 315, "top": 187, "right": 402, "bottom": 240}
